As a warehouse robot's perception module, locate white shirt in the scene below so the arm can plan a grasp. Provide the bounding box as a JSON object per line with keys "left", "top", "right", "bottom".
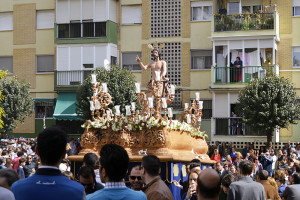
{"left": 271, "top": 155, "right": 277, "bottom": 170}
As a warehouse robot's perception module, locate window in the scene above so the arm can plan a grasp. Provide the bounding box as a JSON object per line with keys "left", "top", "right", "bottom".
{"left": 57, "top": 22, "right": 106, "bottom": 38}
{"left": 122, "top": 52, "right": 141, "bottom": 71}
{"left": 111, "top": 56, "right": 117, "bottom": 65}
{"left": 191, "top": 50, "right": 212, "bottom": 70}
{"left": 242, "top": 5, "right": 262, "bottom": 14}
{"left": 0, "top": 56, "right": 13, "bottom": 73}
{"left": 228, "top": 2, "right": 240, "bottom": 15}
{"left": 293, "top": 47, "right": 300, "bottom": 67}
{"left": 36, "top": 10, "right": 54, "bottom": 29}
{"left": 0, "top": 12, "right": 13, "bottom": 31}
{"left": 37, "top": 55, "right": 54, "bottom": 73}
{"left": 35, "top": 100, "right": 55, "bottom": 119}
{"left": 122, "top": 5, "right": 142, "bottom": 24}
{"left": 191, "top": 1, "right": 212, "bottom": 21}
{"left": 83, "top": 20, "right": 94, "bottom": 37}
{"left": 293, "top": 0, "right": 300, "bottom": 16}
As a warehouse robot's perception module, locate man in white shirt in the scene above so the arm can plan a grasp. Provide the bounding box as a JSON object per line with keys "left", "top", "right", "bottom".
{"left": 270, "top": 149, "right": 277, "bottom": 175}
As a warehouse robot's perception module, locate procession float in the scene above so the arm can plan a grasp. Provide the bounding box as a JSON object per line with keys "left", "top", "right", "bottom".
{"left": 71, "top": 42, "right": 213, "bottom": 164}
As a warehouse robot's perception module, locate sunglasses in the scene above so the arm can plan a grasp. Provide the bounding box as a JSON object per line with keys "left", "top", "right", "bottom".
{"left": 130, "top": 176, "right": 142, "bottom": 180}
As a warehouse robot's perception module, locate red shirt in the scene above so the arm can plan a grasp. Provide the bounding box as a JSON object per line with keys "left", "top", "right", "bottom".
{"left": 211, "top": 154, "right": 221, "bottom": 162}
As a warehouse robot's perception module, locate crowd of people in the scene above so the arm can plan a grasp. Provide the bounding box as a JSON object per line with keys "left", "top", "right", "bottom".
{"left": 0, "top": 128, "right": 300, "bottom": 200}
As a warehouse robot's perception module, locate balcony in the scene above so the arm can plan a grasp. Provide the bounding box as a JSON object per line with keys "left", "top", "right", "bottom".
{"left": 211, "top": 12, "right": 279, "bottom": 40}
{"left": 54, "top": 70, "right": 92, "bottom": 91}
{"left": 211, "top": 65, "right": 276, "bottom": 88}
{"left": 214, "top": 117, "right": 266, "bottom": 136}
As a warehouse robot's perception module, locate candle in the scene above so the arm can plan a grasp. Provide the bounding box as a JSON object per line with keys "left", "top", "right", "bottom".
{"left": 91, "top": 74, "right": 97, "bottom": 84}
{"left": 198, "top": 117, "right": 202, "bottom": 122}
{"left": 90, "top": 101, "right": 95, "bottom": 111}
{"left": 95, "top": 100, "right": 101, "bottom": 110}
{"left": 148, "top": 97, "right": 153, "bottom": 108}
{"left": 170, "top": 85, "right": 175, "bottom": 95}
{"left": 199, "top": 101, "right": 203, "bottom": 109}
{"left": 93, "top": 92, "right": 97, "bottom": 97}
{"left": 125, "top": 105, "right": 131, "bottom": 116}
{"left": 161, "top": 98, "right": 167, "bottom": 108}
{"left": 185, "top": 103, "right": 189, "bottom": 110}
{"left": 131, "top": 102, "right": 136, "bottom": 111}
{"left": 186, "top": 114, "right": 191, "bottom": 123}
{"left": 102, "top": 83, "right": 108, "bottom": 93}
{"left": 155, "top": 71, "right": 161, "bottom": 81}
{"left": 115, "top": 105, "right": 120, "bottom": 116}
{"left": 135, "top": 82, "right": 141, "bottom": 93}
{"left": 168, "top": 108, "right": 173, "bottom": 118}
{"left": 106, "top": 110, "right": 110, "bottom": 119}
{"left": 195, "top": 92, "right": 200, "bottom": 101}
{"left": 93, "top": 88, "right": 98, "bottom": 96}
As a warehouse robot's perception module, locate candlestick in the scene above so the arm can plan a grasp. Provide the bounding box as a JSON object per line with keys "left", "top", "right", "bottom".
{"left": 115, "top": 105, "right": 120, "bottom": 116}
{"left": 135, "top": 82, "right": 141, "bottom": 93}
{"left": 148, "top": 97, "right": 154, "bottom": 108}
{"left": 186, "top": 114, "right": 191, "bottom": 123}
{"left": 155, "top": 71, "right": 161, "bottom": 81}
{"left": 125, "top": 105, "right": 131, "bottom": 116}
{"left": 199, "top": 101, "right": 203, "bottom": 109}
{"left": 95, "top": 100, "right": 101, "bottom": 110}
{"left": 170, "top": 85, "right": 175, "bottom": 95}
{"left": 102, "top": 83, "right": 108, "bottom": 93}
{"left": 185, "top": 103, "right": 189, "bottom": 110}
{"left": 195, "top": 92, "right": 200, "bottom": 101}
{"left": 131, "top": 102, "right": 136, "bottom": 111}
{"left": 91, "top": 74, "right": 97, "bottom": 84}
{"left": 168, "top": 108, "right": 173, "bottom": 118}
{"left": 161, "top": 98, "right": 167, "bottom": 108}
{"left": 90, "top": 101, "right": 95, "bottom": 111}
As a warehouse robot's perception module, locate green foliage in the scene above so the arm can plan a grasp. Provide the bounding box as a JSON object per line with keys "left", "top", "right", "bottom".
{"left": 0, "top": 76, "right": 33, "bottom": 133}
{"left": 76, "top": 65, "right": 138, "bottom": 120}
{"left": 0, "top": 70, "right": 7, "bottom": 129}
{"left": 237, "top": 74, "right": 300, "bottom": 144}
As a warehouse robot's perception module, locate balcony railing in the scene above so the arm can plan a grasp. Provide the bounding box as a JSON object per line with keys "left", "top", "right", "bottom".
{"left": 214, "top": 66, "right": 274, "bottom": 84}
{"left": 215, "top": 117, "right": 266, "bottom": 136}
{"left": 55, "top": 70, "right": 92, "bottom": 87}
{"left": 214, "top": 13, "right": 274, "bottom": 32}
{"left": 57, "top": 22, "right": 106, "bottom": 39}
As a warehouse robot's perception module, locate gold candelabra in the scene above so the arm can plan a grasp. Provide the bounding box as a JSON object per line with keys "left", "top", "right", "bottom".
{"left": 183, "top": 100, "right": 203, "bottom": 131}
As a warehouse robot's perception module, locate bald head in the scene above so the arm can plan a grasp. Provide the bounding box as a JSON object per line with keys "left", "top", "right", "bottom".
{"left": 197, "top": 168, "right": 221, "bottom": 200}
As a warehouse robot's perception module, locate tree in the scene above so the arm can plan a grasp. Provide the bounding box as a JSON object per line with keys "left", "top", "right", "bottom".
{"left": 0, "top": 70, "right": 7, "bottom": 130}
{"left": 0, "top": 76, "right": 34, "bottom": 134}
{"left": 76, "top": 65, "right": 138, "bottom": 120}
{"left": 237, "top": 74, "right": 300, "bottom": 147}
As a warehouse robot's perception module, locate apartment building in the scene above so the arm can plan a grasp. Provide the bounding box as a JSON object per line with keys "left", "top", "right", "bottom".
{"left": 119, "top": 0, "right": 300, "bottom": 144}
{"left": 0, "top": 0, "right": 56, "bottom": 137}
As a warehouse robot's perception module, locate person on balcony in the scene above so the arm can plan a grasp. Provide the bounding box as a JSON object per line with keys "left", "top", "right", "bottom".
{"left": 233, "top": 57, "right": 243, "bottom": 82}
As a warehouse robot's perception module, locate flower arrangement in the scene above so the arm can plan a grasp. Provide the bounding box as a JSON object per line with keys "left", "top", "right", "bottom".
{"left": 81, "top": 116, "right": 207, "bottom": 139}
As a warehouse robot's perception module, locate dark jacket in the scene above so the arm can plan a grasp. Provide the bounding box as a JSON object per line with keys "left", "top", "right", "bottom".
{"left": 23, "top": 162, "right": 36, "bottom": 178}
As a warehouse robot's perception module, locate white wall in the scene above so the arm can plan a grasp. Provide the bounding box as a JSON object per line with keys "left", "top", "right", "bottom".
{"left": 56, "top": 43, "right": 118, "bottom": 71}
{"left": 56, "top": 0, "right": 114, "bottom": 22}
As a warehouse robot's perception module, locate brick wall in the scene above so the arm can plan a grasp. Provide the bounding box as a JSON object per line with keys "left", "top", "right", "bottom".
{"left": 141, "top": 44, "right": 151, "bottom": 87}
{"left": 142, "top": 0, "right": 150, "bottom": 40}
{"left": 277, "top": 38, "right": 292, "bottom": 70}
{"left": 182, "top": 42, "right": 191, "bottom": 87}
{"left": 13, "top": 48, "right": 36, "bottom": 89}
{"left": 182, "top": 0, "right": 191, "bottom": 38}
{"left": 13, "top": 4, "right": 36, "bottom": 45}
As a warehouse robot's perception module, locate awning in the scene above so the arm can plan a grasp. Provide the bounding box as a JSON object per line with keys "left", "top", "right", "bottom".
{"left": 53, "top": 93, "right": 82, "bottom": 120}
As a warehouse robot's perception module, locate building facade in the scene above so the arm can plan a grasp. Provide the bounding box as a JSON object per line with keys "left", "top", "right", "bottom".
{"left": 0, "top": 0, "right": 299, "bottom": 144}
